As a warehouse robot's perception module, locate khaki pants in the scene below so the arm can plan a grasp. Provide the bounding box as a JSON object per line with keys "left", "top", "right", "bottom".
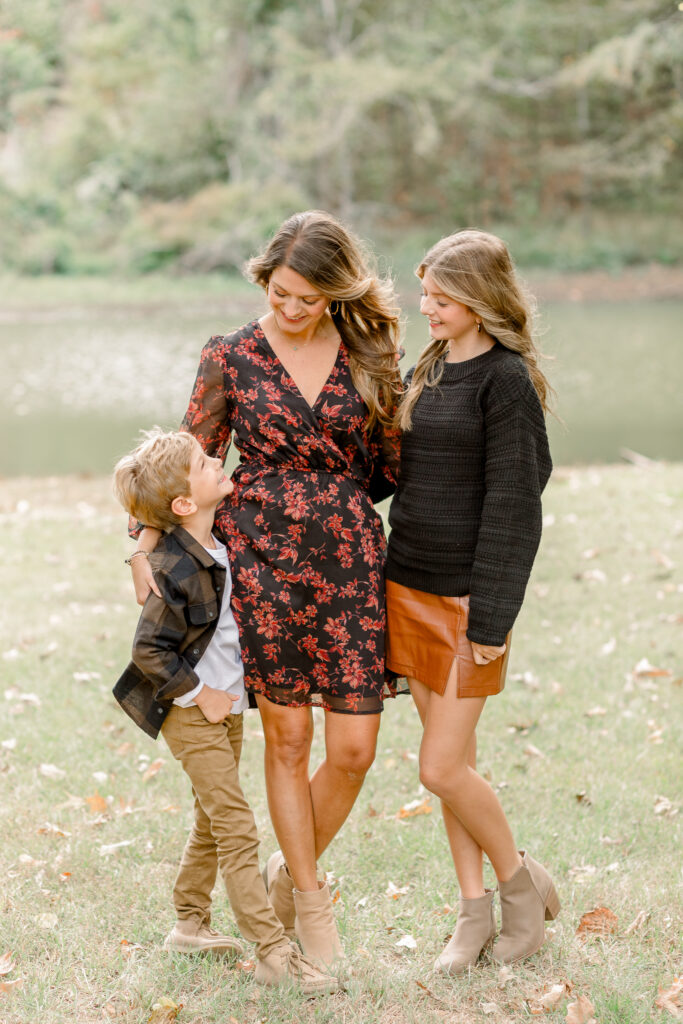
{"left": 161, "top": 705, "right": 285, "bottom": 959}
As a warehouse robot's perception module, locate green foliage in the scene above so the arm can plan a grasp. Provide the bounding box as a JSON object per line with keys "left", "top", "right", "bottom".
{"left": 0, "top": 0, "right": 681, "bottom": 272}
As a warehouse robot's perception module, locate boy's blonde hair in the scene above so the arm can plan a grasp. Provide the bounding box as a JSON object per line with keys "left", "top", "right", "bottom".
{"left": 113, "top": 430, "right": 195, "bottom": 531}
{"left": 397, "top": 229, "right": 554, "bottom": 431}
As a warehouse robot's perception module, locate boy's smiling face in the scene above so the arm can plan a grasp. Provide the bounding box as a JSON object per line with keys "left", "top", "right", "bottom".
{"left": 185, "top": 437, "right": 233, "bottom": 511}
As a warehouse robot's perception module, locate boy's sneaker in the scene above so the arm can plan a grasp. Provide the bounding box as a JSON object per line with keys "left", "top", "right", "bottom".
{"left": 163, "top": 919, "right": 244, "bottom": 957}
{"left": 255, "top": 940, "right": 339, "bottom": 995}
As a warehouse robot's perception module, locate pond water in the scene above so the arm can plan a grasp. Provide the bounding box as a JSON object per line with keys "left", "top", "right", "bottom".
{"left": 1, "top": 288, "right": 681, "bottom": 476}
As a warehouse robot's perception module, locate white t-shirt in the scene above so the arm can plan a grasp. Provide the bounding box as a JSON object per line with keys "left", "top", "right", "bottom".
{"left": 173, "top": 537, "right": 248, "bottom": 714}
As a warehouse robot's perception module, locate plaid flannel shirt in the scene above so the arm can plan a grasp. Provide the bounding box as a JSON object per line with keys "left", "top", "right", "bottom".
{"left": 113, "top": 526, "right": 227, "bottom": 739}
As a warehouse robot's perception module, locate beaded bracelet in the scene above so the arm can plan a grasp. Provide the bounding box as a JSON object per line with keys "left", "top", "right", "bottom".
{"left": 124, "top": 551, "right": 150, "bottom": 566}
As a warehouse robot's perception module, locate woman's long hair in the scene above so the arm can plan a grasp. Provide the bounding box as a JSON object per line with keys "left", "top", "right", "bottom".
{"left": 246, "top": 210, "right": 403, "bottom": 431}
{"left": 397, "top": 229, "right": 554, "bottom": 431}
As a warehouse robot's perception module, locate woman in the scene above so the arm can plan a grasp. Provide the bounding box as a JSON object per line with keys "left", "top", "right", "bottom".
{"left": 385, "top": 230, "right": 558, "bottom": 973}
{"left": 130, "top": 210, "right": 402, "bottom": 967}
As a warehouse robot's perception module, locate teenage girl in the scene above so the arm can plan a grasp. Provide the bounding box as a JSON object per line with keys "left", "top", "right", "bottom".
{"left": 385, "top": 230, "right": 559, "bottom": 973}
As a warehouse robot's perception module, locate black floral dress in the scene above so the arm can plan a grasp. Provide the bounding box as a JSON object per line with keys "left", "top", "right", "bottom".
{"left": 181, "top": 320, "right": 399, "bottom": 714}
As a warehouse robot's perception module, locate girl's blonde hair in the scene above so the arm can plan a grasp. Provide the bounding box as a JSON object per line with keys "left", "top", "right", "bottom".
{"left": 246, "top": 210, "right": 403, "bottom": 431}
{"left": 397, "top": 229, "right": 553, "bottom": 431}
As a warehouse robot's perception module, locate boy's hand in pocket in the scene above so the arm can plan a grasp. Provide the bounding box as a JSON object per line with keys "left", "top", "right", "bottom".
{"left": 194, "top": 685, "right": 239, "bottom": 723}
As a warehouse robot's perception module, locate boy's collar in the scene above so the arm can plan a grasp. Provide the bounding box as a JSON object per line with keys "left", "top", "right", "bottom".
{"left": 166, "top": 525, "right": 223, "bottom": 569}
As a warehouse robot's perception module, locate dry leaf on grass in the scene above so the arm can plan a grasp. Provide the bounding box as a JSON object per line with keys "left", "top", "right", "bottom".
{"left": 0, "top": 978, "right": 23, "bottom": 993}
{"left": 654, "top": 795, "right": 679, "bottom": 818}
{"left": 0, "top": 954, "right": 14, "bottom": 976}
{"left": 538, "top": 983, "right": 570, "bottom": 1010}
{"left": 575, "top": 791, "right": 593, "bottom": 806}
{"left": 576, "top": 906, "right": 618, "bottom": 940}
{"left": 120, "top": 939, "right": 144, "bottom": 958}
{"left": 396, "top": 797, "right": 432, "bottom": 818}
{"left": 234, "top": 960, "right": 255, "bottom": 973}
{"left": 396, "top": 934, "right": 417, "bottom": 949}
{"left": 566, "top": 995, "right": 596, "bottom": 1024}
{"left": 633, "top": 658, "right": 672, "bottom": 678}
{"left": 142, "top": 758, "right": 164, "bottom": 782}
{"left": 86, "top": 791, "right": 108, "bottom": 814}
{"left": 481, "top": 1003, "right": 499, "bottom": 1015}
{"left": 656, "top": 977, "right": 683, "bottom": 1017}
{"left": 148, "top": 997, "right": 181, "bottom": 1024}
{"left": 624, "top": 909, "right": 650, "bottom": 935}
{"left": 37, "top": 913, "right": 58, "bottom": 929}
{"left": 116, "top": 741, "right": 134, "bottom": 756}
{"left": 58, "top": 872, "right": 71, "bottom": 883}
{"left": 385, "top": 881, "right": 410, "bottom": 899}
{"left": 37, "top": 822, "right": 71, "bottom": 838}
{"left": 39, "top": 763, "right": 66, "bottom": 780}
{"left": 585, "top": 706, "right": 607, "bottom": 717}
{"left": 99, "top": 839, "right": 135, "bottom": 856}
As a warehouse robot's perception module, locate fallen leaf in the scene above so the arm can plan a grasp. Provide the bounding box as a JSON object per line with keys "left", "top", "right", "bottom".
{"left": 599, "top": 638, "right": 616, "bottom": 656}
{"left": 0, "top": 978, "right": 23, "bottom": 993}
{"left": 92, "top": 771, "right": 108, "bottom": 784}
{"left": 566, "top": 994, "right": 596, "bottom": 1024}
{"left": 72, "top": 671, "right": 101, "bottom": 682}
{"left": 654, "top": 795, "right": 679, "bottom": 818}
{"left": 37, "top": 913, "right": 58, "bottom": 930}
{"left": 142, "top": 758, "right": 164, "bottom": 782}
{"left": 397, "top": 797, "right": 432, "bottom": 819}
{"left": 161, "top": 804, "right": 180, "bottom": 814}
{"left": 234, "top": 960, "right": 255, "bottom": 972}
{"left": 624, "top": 909, "right": 650, "bottom": 935}
{"left": 1, "top": 738, "right": 17, "bottom": 751}
{"left": 116, "top": 741, "right": 134, "bottom": 756}
{"left": 633, "top": 657, "right": 672, "bottom": 678}
{"left": 481, "top": 1003, "right": 498, "bottom": 1015}
{"left": 0, "top": 953, "right": 14, "bottom": 976}
{"left": 37, "top": 822, "right": 71, "bottom": 838}
{"left": 497, "top": 965, "right": 515, "bottom": 988}
{"left": 585, "top": 706, "right": 607, "bottom": 717}
{"left": 652, "top": 549, "right": 675, "bottom": 571}
{"left": 655, "top": 977, "right": 683, "bottom": 1016}
{"left": 576, "top": 906, "right": 618, "bottom": 940}
{"left": 99, "top": 839, "right": 135, "bottom": 856}
{"left": 39, "top": 763, "right": 66, "bottom": 780}
{"left": 539, "top": 983, "right": 569, "bottom": 1009}
{"left": 86, "top": 791, "right": 108, "bottom": 815}
{"left": 523, "top": 743, "right": 545, "bottom": 758}
{"left": 575, "top": 791, "right": 593, "bottom": 806}
{"left": 581, "top": 547, "right": 600, "bottom": 559}
{"left": 395, "top": 934, "right": 417, "bottom": 949}
{"left": 385, "top": 881, "right": 410, "bottom": 899}
{"left": 120, "top": 939, "right": 144, "bottom": 958}
{"left": 58, "top": 872, "right": 71, "bottom": 883}
{"left": 148, "top": 997, "right": 181, "bottom": 1024}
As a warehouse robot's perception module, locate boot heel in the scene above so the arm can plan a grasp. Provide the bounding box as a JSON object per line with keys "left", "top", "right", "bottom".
{"left": 544, "top": 883, "right": 560, "bottom": 920}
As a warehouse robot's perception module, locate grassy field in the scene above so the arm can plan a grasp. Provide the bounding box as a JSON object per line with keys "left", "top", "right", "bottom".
{"left": 0, "top": 463, "right": 681, "bottom": 1024}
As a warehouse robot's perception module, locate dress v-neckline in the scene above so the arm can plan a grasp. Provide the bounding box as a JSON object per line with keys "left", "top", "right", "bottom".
{"left": 257, "top": 320, "right": 343, "bottom": 411}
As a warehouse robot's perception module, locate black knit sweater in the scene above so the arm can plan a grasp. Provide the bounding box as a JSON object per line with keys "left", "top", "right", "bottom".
{"left": 385, "top": 343, "right": 552, "bottom": 646}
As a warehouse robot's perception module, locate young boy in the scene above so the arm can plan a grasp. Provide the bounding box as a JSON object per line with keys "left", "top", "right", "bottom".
{"left": 112, "top": 430, "right": 336, "bottom": 995}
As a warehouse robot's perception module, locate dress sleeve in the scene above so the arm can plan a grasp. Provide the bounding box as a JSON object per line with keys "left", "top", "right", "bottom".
{"left": 128, "top": 337, "right": 233, "bottom": 539}
{"left": 180, "top": 335, "right": 234, "bottom": 460}
{"left": 466, "top": 374, "right": 552, "bottom": 646}
{"left": 367, "top": 421, "right": 401, "bottom": 505}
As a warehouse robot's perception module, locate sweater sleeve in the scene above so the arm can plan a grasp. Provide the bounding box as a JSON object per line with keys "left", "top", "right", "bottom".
{"left": 466, "top": 373, "right": 552, "bottom": 646}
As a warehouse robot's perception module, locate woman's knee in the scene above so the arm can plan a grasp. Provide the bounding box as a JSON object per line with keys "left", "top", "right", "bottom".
{"left": 328, "top": 739, "right": 376, "bottom": 779}
{"left": 265, "top": 725, "right": 314, "bottom": 772}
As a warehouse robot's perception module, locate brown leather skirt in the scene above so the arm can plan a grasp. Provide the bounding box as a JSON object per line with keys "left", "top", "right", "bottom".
{"left": 385, "top": 580, "right": 511, "bottom": 698}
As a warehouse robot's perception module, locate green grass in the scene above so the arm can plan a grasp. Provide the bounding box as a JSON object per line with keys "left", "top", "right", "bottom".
{"left": 0, "top": 465, "right": 681, "bottom": 1023}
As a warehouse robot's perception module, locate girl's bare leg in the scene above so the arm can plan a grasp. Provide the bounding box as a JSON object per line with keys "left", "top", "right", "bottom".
{"left": 409, "top": 677, "right": 486, "bottom": 897}
{"left": 409, "top": 663, "right": 522, "bottom": 885}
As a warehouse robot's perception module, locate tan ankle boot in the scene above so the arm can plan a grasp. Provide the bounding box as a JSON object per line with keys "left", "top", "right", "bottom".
{"left": 293, "top": 882, "right": 344, "bottom": 967}
{"left": 262, "top": 851, "right": 296, "bottom": 938}
{"left": 434, "top": 889, "right": 496, "bottom": 975}
{"left": 491, "top": 851, "right": 560, "bottom": 964}
{"left": 254, "top": 940, "right": 339, "bottom": 995}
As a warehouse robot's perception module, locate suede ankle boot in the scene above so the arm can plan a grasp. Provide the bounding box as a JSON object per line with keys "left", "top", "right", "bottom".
{"left": 262, "top": 851, "right": 296, "bottom": 938}
{"left": 293, "top": 882, "right": 344, "bottom": 968}
{"left": 491, "top": 851, "right": 560, "bottom": 964}
{"left": 434, "top": 889, "right": 496, "bottom": 975}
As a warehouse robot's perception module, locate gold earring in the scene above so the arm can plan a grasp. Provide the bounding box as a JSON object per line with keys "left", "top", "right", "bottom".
{"left": 329, "top": 300, "right": 340, "bottom": 316}
{"left": 476, "top": 321, "right": 482, "bottom": 333}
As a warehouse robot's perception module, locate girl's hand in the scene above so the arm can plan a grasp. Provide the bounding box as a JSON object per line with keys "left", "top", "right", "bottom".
{"left": 471, "top": 641, "right": 506, "bottom": 665}
{"left": 130, "top": 527, "right": 162, "bottom": 605}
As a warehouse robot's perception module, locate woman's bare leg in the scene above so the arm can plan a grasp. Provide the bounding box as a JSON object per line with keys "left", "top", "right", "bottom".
{"left": 309, "top": 710, "right": 380, "bottom": 858}
{"left": 256, "top": 698, "right": 380, "bottom": 890}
